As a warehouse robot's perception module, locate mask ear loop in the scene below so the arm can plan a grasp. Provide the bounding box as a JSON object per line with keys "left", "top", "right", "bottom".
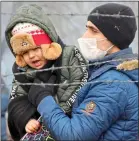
{"left": 106, "top": 45, "right": 115, "bottom": 53}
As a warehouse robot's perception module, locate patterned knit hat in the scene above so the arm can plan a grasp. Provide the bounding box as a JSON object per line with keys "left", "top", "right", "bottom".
{"left": 10, "top": 23, "right": 62, "bottom": 67}
{"left": 12, "top": 23, "right": 52, "bottom": 47}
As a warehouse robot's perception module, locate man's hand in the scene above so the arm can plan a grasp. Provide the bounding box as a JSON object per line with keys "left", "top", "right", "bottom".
{"left": 28, "top": 74, "right": 57, "bottom": 107}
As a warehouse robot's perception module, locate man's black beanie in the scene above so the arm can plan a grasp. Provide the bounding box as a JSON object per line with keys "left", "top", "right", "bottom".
{"left": 88, "top": 3, "right": 137, "bottom": 50}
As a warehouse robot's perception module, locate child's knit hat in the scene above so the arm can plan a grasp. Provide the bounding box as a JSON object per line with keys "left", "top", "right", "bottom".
{"left": 10, "top": 23, "right": 62, "bottom": 67}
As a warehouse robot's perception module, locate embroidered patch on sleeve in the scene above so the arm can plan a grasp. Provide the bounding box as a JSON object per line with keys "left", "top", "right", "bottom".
{"left": 82, "top": 101, "right": 96, "bottom": 115}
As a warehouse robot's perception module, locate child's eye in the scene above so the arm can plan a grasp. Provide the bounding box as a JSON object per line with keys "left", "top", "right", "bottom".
{"left": 23, "top": 51, "right": 27, "bottom": 55}
{"left": 34, "top": 47, "right": 40, "bottom": 51}
{"left": 35, "top": 48, "right": 41, "bottom": 52}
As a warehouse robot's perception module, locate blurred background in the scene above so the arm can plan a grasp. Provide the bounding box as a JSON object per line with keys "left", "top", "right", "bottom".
{"left": 0, "top": 1, "right": 138, "bottom": 140}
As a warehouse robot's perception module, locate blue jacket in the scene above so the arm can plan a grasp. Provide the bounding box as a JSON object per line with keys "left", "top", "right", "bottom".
{"left": 37, "top": 48, "right": 138, "bottom": 141}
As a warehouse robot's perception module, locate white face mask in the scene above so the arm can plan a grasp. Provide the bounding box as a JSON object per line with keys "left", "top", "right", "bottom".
{"left": 78, "top": 38, "right": 114, "bottom": 61}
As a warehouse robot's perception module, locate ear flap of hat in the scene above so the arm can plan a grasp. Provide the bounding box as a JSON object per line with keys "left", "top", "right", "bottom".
{"left": 41, "top": 43, "right": 62, "bottom": 60}
{"left": 16, "top": 55, "right": 27, "bottom": 67}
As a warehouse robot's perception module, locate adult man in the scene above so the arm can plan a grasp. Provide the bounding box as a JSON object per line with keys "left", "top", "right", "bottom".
{"left": 28, "top": 3, "right": 138, "bottom": 140}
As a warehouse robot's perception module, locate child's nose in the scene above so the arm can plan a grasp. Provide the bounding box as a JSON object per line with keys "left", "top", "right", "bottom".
{"left": 28, "top": 50, "right": 35, "bottom": 59}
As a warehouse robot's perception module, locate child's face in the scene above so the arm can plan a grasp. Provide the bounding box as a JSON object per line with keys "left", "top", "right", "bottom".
{"left": 23, "top": 48, "right": 47, "bottom": 69}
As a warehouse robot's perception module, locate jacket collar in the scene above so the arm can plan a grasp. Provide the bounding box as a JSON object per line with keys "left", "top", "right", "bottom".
{"left": 88, "top": 48, "right": 138, "bottom": 81}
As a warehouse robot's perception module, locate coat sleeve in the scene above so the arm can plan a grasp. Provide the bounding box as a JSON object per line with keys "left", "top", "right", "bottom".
{"left": 37, "top": 81, "right": 127, "bottom": 140}
{"left": 8, "top": 95, "right": 39, "bottom": 140}
{"left": 9, "top": 64, "right": 39, "bottom": 140}
{"left": 58, "top": 47, "right": 88, "bottom": 113}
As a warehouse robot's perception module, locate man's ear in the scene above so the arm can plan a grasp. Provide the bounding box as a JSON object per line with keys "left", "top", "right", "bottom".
{"left": 41, "top": 43, "right": 62, "bottom": 60}
{"left": 16, "top": 55, "right": 27, "bottom": 67}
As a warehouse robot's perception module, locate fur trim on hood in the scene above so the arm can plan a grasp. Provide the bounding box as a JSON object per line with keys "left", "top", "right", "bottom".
{"left": 117, "top": 59, "right": 138, "bottom": 71}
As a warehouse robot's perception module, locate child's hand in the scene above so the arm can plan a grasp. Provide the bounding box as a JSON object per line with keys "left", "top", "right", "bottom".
{"left": 25, "top": 119, "right": 41, "bottom": 133}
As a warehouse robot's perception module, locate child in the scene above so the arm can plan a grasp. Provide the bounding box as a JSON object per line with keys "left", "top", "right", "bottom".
{"left": 5, "top": 4, "right": 88, "bottom": 140}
